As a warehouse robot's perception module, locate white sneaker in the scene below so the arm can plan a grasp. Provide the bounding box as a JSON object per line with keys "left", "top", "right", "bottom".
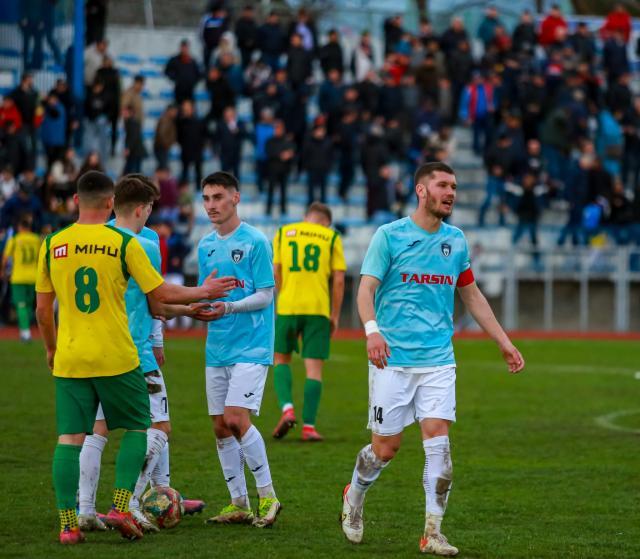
{"left": 420, "top": 515, "right": 458, "bottom": 556}
{"left": 78, "top": 513, "right": 107, "bottom": 532}
{"left": 340, "top": 484, "right": 363, "bottom": 544}
{"left": 131, "top": 508, "right": 160, "bottom": 533}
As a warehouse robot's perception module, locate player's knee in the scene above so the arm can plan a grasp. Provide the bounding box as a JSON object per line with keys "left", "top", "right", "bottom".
{"left": 152, "top": 421, "right": 171, "bottom": 436}
{"left": 223, "top": 411, "right": 250, "bottom": 437}
{"left": 373, "top": 441, "right": 400, "bottom": 462}
{"left": 59, "top": 433, "right": 86, "bottom": 446}
{"left": 93, "top": 420, "right": 108, "bottom": 437}
{"left": 274, "top": 352, "right": 291, "bottom": 365}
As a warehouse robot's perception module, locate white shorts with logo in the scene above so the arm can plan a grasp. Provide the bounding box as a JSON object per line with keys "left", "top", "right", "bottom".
{"left": 96, "top": 369, "right": 170, "bottom": 423}
{"left": 205, "top": 363, "right": 268, "bottom": 416}
{"left": 367, "top": 364, "right": 456, "bottom": 436}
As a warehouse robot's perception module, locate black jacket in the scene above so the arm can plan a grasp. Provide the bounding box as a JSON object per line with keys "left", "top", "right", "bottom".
{"left": 266, "top": 135, "right": 294, "bottom": 177}
{"left": 124, "top": 117, "right": 146, "bottom": 158}
{"left": 302, "top": 135, "right": 333, "bottom": 174}
{"left": 177, "top": 116, "right": 207, "bottom": 159}
{"left": 206, "top": 76, "right": 236, "bottom": 121}
{"left": 286, "top": 46, "right": 312, "bottom": 85}
{"left": 165, "top": 56, "right": 202, "bottom": 102}
{"left": 235, "top": 16, "right": 258, "bottom": 51}
{"left": 318, "top": 42, "right": 343, "bottom": 76}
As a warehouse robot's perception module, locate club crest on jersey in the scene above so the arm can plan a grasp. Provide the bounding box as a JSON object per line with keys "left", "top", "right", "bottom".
{"left": 231, "top": 249, "right": 244, "bottom": 263}
{"left": 285, "top": 229, "right": 297, "bottom": 237}
{"left": 441, "top": 243, "right": 451, "bottom": 257}
{"left": 53, "top": 244, "right": 68, "bottom": 258}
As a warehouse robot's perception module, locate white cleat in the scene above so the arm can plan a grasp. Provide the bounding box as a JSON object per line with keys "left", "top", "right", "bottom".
{"left": 419, "top": 532, "right": 459, "bottom": 556}
{"left": 340, "top": 484, "right": 364, "bottom": 544}
{"left": 78, "top": 513, "right": 107, "bottom": 532}
{"left": 131, "top": 508, "right": 160, "bottom": 533}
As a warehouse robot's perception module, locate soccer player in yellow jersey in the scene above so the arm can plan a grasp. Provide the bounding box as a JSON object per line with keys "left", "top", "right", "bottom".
{"left": 35, "top": 171, "right": 234, "bottom": 544}
{"left": 0, "top": 214, "right": 40, "bottom": 341}
{"left": 271, "top": 202, "right": 346, "bottom": 441}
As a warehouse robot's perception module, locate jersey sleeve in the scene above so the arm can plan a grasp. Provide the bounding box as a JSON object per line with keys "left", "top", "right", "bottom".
{"left": 35, "top": 238, "right": 53, "bottom": 293}
{"left": 456, "top": 235, "right": 475, "bottom": 287}
{"left": 125, "top": 237, "right": 164, "bottom": 294}
{"left": 360, "top": 228, "right": 390, "bottom": 281}
{"left": 272, "top": 228, "right": 282, "bottom": 265}
{"left": 330, "top": 233, "right": 347, "bottom": 272}
{"left": 252, "top": 236, "right": 275, "bottom": 289}
{"left": 197, "top": 241, "right": 206, "bottom": 286}
{"left": 146, "top": 242, "right": 162, "bottom": 275}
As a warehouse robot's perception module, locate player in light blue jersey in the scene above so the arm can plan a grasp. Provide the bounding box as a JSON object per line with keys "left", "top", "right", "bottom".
{"left": 341, "top": 162, "right": 525, "bottom": 556}
{"left": 77, "top": 175, "right": 221, "bottom": 532}
{"left": 196, "top": 172, "right": 281, "bottom": 528}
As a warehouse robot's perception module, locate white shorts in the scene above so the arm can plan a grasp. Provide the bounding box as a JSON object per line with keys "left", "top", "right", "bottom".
{"left": 367, "top": 364, "right": 456, "bottom": 436}
{"left": 205, "top": 363, "right": 268, "bottom": 416}
{"left": 95, "top": 369, "right": 170, "bottom": 424}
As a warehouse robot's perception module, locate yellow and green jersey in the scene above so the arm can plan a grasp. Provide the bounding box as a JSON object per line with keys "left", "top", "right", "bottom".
{"left": 273, "top": 222, "right": 347, "bottom": 318}
{"left": 3, "top": 231, "right": 40, "bottom": 284}
{"left": 35, "top": 223, "right": 164, "bottom": 378}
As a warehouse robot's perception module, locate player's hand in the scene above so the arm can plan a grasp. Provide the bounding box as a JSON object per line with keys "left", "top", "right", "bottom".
{"left": 152, "top": 346, "right": 165, "bottom": 367}
{"left": 189, "top": 302, "right": 216, "bottom": 322}
{"left": 330, "top": 315, "right": 339, "bottom": 337}
{"left": 500, "top": 342, "right": 525, "bottom": 374}
{"left": 367, "top": 332, "right": 390, "bottom": 370}
{"left": 202, "top": 269, "right": 236, "bottom": 300}
{"left": 46, "top": 348, "right": 56, "bottom": 371}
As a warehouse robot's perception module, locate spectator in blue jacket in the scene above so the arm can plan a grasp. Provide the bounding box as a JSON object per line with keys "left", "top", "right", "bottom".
{"left": 254, "top": 108, "right": 275, "bottom": 193}
{"left": 477, "top": 5, "right": 504, "bottom": 47}
{"left": 40, "top": 93, "right": 66, "bottom": 170}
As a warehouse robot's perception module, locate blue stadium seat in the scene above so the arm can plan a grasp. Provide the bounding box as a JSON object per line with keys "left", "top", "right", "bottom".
{"left": 0, "top": 48, "right": 20, "bottom": 58}
{"left": 149, "top": 56, "right": 169, "bottom": 67}
{"left": 194, "top": 90, "right": 209, "bottom": 101}
{"left": 139, "top": 68, "right": 163, "bottom": 79}
{"left": 118, "top": 54, "right": 143, "bottom": 65}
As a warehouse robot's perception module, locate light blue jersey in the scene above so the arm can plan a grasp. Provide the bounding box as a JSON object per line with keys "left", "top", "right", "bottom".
{"left": 108, "top": 221, "right": 162, "bottom": 373}
{"left": 198, "top": 222, "right": 275, "bottom": 367}
{"left": 361, "top": 217, "right": 472, "bottom": 368}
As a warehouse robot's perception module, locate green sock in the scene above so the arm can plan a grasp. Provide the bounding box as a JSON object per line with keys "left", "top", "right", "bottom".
{"left": 114, "top": 430, "right": 147, "bottom": 496}
{"left": 274, "top": 364, "right": 293, "bottom": 410}
{"left": 302, "top": 379, "right": 323, "bottom": 426}
{"left": 52, "top": 444, "right": 81, "bottom": 510}
{"left": 16, "top": 303, "right": 30, "bottom": 331}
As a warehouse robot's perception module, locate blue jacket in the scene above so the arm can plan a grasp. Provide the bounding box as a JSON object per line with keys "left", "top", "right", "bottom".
{"left": 254, "top": 122, "right": 275, "bottom": 161}
{"left": 40, "top": 101, "right": 66, "bottom": 147}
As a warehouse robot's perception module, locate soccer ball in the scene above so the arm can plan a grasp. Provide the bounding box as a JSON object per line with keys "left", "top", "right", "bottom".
{"left": 141, "top": 486, "right": 183, "bottom": 529}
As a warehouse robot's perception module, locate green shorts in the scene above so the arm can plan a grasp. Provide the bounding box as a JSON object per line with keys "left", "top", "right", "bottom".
{"left": 11, "top": 283, "right": 35, "bottom": 308}
{"left": 55, "top": 367, "right": 151, "bottom": 435}
{"left": 275, "top": 314, "right": 331, "bottom": 360}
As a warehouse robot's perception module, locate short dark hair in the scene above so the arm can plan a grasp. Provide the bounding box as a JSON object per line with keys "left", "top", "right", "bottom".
{"left": 77, "top": 171, "right": 114, "bottom": 206}
{"left": 202, "top": 171, "right": 239, "bottom": 191}
{"left": 306, "top": 202, "right": 332, "bottom": 224}
{"left": 414, "top": 161, "right": 455, "bottom": 186}
{"left": 18, "top": 213, "right": 33, "bottom": 230}
{"left": 114, "top": 174, "right": 159, "bottom": 211}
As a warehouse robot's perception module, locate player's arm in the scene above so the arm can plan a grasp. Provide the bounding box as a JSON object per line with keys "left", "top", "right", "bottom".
{"left": 330, "top": 270, "right": 345, "bottom": 336}
{"left": 206, "top": 287, "right": 274, "bottom": 320}
{"left": 457, "top": 281, "right": 525, "bottom": 374}
{"left": 35, "top": 291, "right": 57, "bottom": 370}
{"left": 150, "top": 318, "right": 165, "bottom": 367}
{"left": 148, "top": 297, "right": 220, "bottom": 321}
{"left": 358, "top": 274, "right": 390, "bottom": 369}
{"left": 274, "top": 263, "right": 282, "bottom": 293}
{"left": 0, "top": 238, "right": 14, "bottom": 279}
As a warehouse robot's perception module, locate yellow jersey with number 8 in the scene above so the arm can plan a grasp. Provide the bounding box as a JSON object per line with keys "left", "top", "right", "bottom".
{"left": 35, "top": 223, "right": 164, "bottom": 378}
{"left": 273, "top": 222, "right": 346, "bottom": 318}
{"left": 2, "top": 231, "right": 41, "bottom": 284}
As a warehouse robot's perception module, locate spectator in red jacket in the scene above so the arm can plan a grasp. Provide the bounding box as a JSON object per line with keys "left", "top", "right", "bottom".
{"left": 600, "top": 3, "right": 631, "bottom": 43}
{"left": 0, "top": 97, "right": 23, "bottom": 132}
{"left": 539, "top": 4, "right": 568, "bottom": 48}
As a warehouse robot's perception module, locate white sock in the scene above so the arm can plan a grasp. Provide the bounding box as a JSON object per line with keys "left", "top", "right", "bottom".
{"left": 151, "top": 441, "right": 170, "bottom": 487}
{"left": 130, "top": 428, "right": 168, "bottom": 511}
{"left": 347, "top": 444, "right": 389, "bottom": 507}
{"left": 20, "top": 328, "right": 31, "bottom": 340}
{"left": 216, "top": 435, "right": 249, "bottom": 505}
{"left": 239, "top": 426, "right": 275, "bottom": 498}
{"left": 423, "top": 436, "right": 452, "bottom": 525}
{"left": 78, "top": 433, "right": 108, "bottom": 516}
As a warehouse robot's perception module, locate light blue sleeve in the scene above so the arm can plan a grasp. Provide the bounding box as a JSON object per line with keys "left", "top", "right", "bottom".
{"left": 252, "top": 236, "right": 275, "bottom": 289}
{"left": 460, "top": 235, "right": 471, "bottom": 274}
{"left": 144, "top": 242, "right": 162, "bottom": 274}
{"left": 360, "top": 228, "right": 391, "bottom": 281}
{"left": 198, "top": 242, "right": 206, "bottom": 286}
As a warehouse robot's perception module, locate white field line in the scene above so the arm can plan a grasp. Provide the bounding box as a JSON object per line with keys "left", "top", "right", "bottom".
{"left": 594, "top": 409, "right": 640, "bottom": 435}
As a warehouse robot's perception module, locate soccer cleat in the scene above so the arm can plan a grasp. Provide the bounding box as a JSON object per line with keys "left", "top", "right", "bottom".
{"left": 59, "top": 526, "right": 85, "bottom": 545}
{"left": 252, "top": 497, "right": 281, "bottom": 528}
{"left": 301, "top": 425, "right": 324, "bottom": 442}
{"left": 104, "top": 509, "right": 144, "bottom": 540}
{"left": 78, "top": 513, "right": 107, "bottom": 532}
{"left": 206, "top": 504, "right": 254, "bottom": 525}
{"left": 182, "top": 498, "right": 206, "bottom": 515}
{"left": 272, "top": 409, "right": 296, "bottom": 439}
{"left": 340, "top": 484, "right": 363, "bottom": 544}
{"left": 131, "top": 508, "right": 160, "bottom": 533}
{"left": 419, "top": 533, "right": 459, "bottom": 556}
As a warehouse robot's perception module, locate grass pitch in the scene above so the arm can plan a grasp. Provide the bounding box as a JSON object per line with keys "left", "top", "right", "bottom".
{"left": 1, "top": 336, "right": 639, "bottom": 559}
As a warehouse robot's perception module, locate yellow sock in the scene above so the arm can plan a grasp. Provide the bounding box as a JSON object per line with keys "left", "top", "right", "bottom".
{"left": 112, "top": 488, "right": 133, "bottom": 513}
{"left": 59, "top": 508, "right": 78, "bottom": 531}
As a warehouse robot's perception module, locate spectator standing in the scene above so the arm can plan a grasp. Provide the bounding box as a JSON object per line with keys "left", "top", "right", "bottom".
{"left": 302, "top": 124, "right": 333, "bottom": 204}
{"left": 383, "top": 15, "right": 404, "bottom": 55}
{"left": 601, "top": 3, "right": 631, "bottom": 43}
{"left": 84, "top": 80, "right": 110, "bottom": 165}
{"left": 265, "top": 120, "right": 294, "bottom": 216}
{"left": 0, "top": 166, "right": 17, "bottom": 202}
{"left": 49, "top": 79, "right": 77, "bottom": 148}
{"left": 153, "top": 104, "right": 178, "bottom": 169}
{"left": 479, "top": 133, "right": 515, "bottom": 226}
{"left": 206, "top": 66, "right": 236, "bottom": 123}
{"left": 319, "top": 29, "right": 344, "bottom": 78}
{"left": 512, "top": 11, "right": 537, "bottom": 55}
{"left": 538, "top": 5, "right": 568, "bottom": 49}
{"left": 217, "top": 106, "right": 245, "bottom": 179}
{"left": 83, "top": 39, "right": 109, "bottom": 88}
{"left": 95, "top": 56, "right": 121, "bottom": 156}
{"left": 557, "top": 154, "right": 591, "bottom": 246}
{"left": 318, "top": 69, "right": 343, "bottom": 131}
{"left": 120, "top": 74, "right": 145, "bottom": 129}
{"left": 165, "top": 40, "right": 203, "bottom": 104}
{"left": 440, "top": 17, "right": 468, "bottom": 56}
{"left": 85, "top": 0, "right": 108, "bottom": 45}
{"left": 177, "top": 100, "right": 206, "bottom": 188}
{"left": 122, "top": 105, "right": 146, "bottom": 174}
{"left": 200, "top": 5, "right": 229, "bottom": 69}
{"left": 569, "top": 22, "right": 597, "bottom": 64}
{"left": 351, "top": 31, "right": 376, "bottom": 82}
{"left": 258, "top": 12, "right": 286, "bottom": 71}
{"left": 507, "top": 172, "right": 546, "bottom": 262}
{"left": 459, "top": 71, "right": 495, "bottom": 156}
{"left": 235, "top": 5, "right": 259, "bottom": 69}
{"left": 477, "top": 5, "right": 504, "bottom": 48}
{"left": 287, "top": 8, "right": 317, "bottom": 54}
{"left": 254, "top": 108, "right": 275, "bottom": 193}
{"left": 78, "top": 151, "right": 104, "bottom": 177}
{"left": 154, "top": 167, "right": 180, "bottom": 221}
{"left": 602, "top": 31, "right": 630, "bottom": 86}
{"left": 447, "top": 40, "right": 474, "bottom": 118}
{"left": 335, "top": 108, "right": 359, "bottom": 201}
{"left": 40, "top": 93, "right": 67, "bottom": 170}
{"left": 287, "top": 33, "right": 313, "bottom": 91}
{"left": 10, "top": 74, "right": 39, "bottom": 167}
{"left": 622, "top": 96, "right": 640, "bottom": 191}
{"left": 595, "top": 108, "right": 623, "bottom": 178}
{"left": 49, "top": 147, "right": 77, "bottom": 201}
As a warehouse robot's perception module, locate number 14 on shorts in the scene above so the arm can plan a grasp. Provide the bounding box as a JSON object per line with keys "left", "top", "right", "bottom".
{"left": 372, "top": 406, "right": 383, "bottom": 424}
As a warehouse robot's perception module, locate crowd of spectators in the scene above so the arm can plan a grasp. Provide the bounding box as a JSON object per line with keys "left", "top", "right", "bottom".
{"left": 2, "top": 1, "right": 640, "bottom": 261}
